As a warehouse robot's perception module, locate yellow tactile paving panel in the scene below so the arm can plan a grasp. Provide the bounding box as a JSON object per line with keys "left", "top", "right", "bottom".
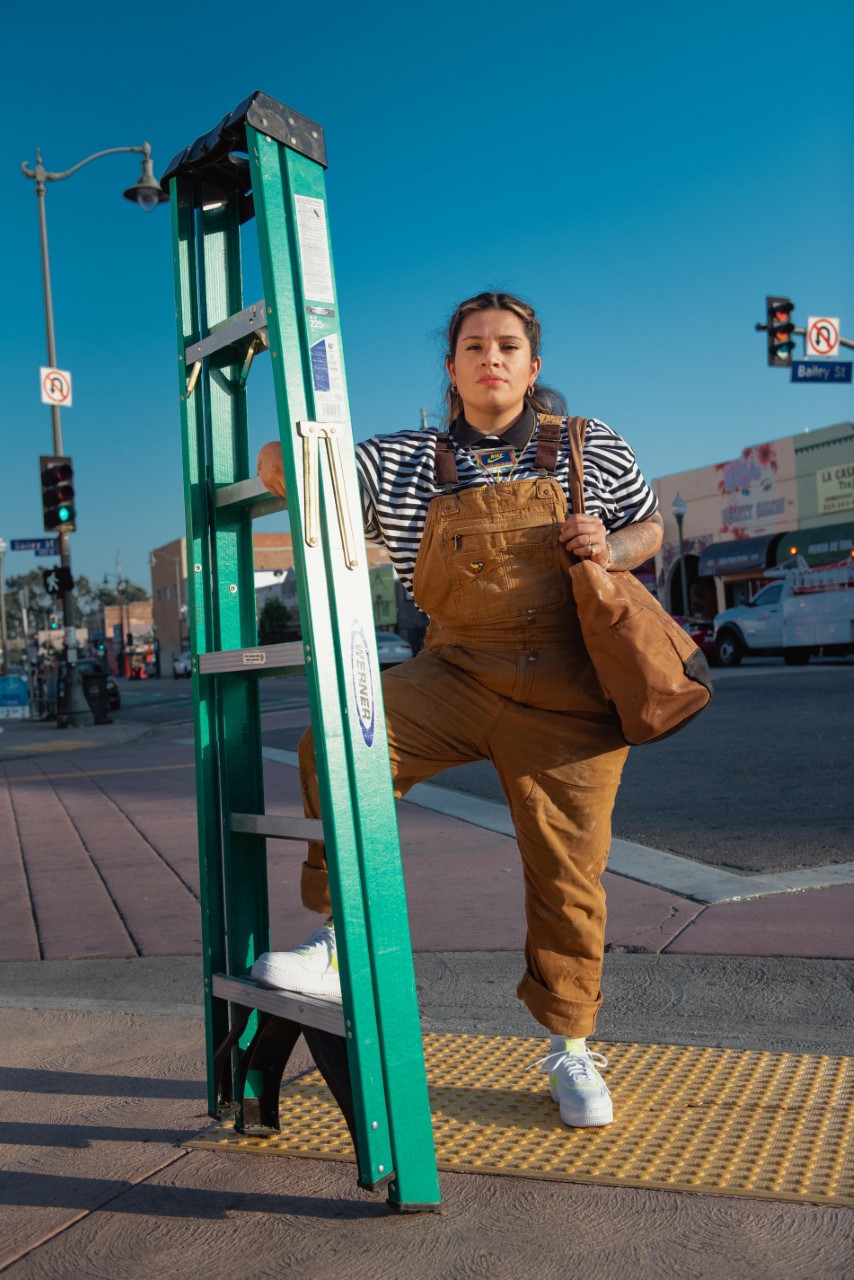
{"left": 186, "top": 1033, "right": 854, "bottom": 1206}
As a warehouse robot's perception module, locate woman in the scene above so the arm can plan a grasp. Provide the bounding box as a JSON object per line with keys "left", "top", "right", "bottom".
{"left": 253, "top": 291, "right": 663, "bottom": 1128}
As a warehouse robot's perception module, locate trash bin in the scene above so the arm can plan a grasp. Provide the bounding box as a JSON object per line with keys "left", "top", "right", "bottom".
{"left": 80, "top": 672, "right": 111, "bottom": 724}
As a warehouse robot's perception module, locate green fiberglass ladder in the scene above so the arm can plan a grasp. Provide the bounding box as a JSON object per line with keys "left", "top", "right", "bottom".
{"left": 161, "top": 92, "right": 439, "bottom": 1212}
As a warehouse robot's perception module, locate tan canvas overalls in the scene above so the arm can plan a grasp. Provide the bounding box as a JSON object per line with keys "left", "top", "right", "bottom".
{"left": 297, "top": 419, "right": 630, "bottom": 1037}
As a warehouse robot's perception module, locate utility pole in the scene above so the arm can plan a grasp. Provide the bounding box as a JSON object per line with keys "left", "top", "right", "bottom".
{"left": 0, "top": 538, "right": 8, "bottom": 675}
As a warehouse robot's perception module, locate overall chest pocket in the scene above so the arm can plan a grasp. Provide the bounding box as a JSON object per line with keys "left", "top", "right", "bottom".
{"left": 444, "top": 521, "right": 567, "bottom": 621}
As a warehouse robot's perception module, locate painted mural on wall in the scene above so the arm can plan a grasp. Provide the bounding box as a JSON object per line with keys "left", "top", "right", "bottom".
{"left": 716, "top": 443, "right": 786, "bottom": 538}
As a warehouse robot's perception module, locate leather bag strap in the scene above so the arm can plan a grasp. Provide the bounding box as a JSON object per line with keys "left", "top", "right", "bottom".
{"left": 567, "top": 415, "right": 588, "bottom": 514}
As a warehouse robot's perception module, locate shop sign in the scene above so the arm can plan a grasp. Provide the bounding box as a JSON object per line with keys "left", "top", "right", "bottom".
{"left": 817, "top": 465, "right": 854, "bottom": 517}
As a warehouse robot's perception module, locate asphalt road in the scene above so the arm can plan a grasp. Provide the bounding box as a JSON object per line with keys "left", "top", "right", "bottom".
{"left": 115, "top": 660, "right": 854, "bottom": 876}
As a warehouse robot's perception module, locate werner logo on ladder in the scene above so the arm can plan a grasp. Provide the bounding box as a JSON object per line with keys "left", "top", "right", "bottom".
{"left": 162, "top": 92, "right": 440, "bottom": 1211}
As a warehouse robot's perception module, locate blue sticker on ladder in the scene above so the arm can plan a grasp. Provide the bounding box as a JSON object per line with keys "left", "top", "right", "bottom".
{"left": 350, "top": 624, "right": 375, "bottom": 747}
{"left": 310, "top": 338, "right": 331, "bottom": 392}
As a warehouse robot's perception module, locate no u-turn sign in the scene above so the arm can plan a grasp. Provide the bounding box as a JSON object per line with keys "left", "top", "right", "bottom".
{"left": 40, "top": 367, "right": 73, "bottom": 407}
{"left": 806, "top": 318, "right": 840, "bottom": 358}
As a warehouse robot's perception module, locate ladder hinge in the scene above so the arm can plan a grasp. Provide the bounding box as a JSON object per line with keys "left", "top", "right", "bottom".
{"left": 297, "top": 420, "right": 360, "bottom": 569}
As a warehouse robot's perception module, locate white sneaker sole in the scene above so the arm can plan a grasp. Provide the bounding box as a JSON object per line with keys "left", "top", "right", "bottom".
{"left": 550, "top": 1084, "right": 613, "bottom": 1128}
{"left": 558, "top": 1103, "right": 613, "bottom": 1128}
{"left": 250, "top": 957, "right": 342, "bottom": 1000}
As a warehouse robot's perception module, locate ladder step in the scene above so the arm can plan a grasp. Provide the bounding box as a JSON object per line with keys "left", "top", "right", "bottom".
{"left": 212, "top": 973, "right": 344, "bottom": 1035}
{"left": 231, "top": 812, "right": 324, "bottom": 842}
{"left": 216, "top": 475, "right": 286, "bottom": 517}
{"left": 198, "top": 642, "right": 305, "bottom": 675}
{"left": 185, "top": 300, "right": 268, "bottom": 364}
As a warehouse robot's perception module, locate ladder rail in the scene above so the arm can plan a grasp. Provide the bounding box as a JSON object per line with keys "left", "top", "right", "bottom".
{"left": 197, "top": 193, "right": 274, "bottom": 1121}
{"left": 250, "top": 127, "right": 439, "bottom": 1208}
{"left": 171, "top": 182, "right": 230, "bottom": 1115}
{"left": 249, "top": 130, "right": 397, "bottom": 1190}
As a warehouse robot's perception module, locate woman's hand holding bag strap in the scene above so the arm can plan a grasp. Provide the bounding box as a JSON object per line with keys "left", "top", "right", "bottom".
{"left": 566, "top": 416, "right": 713, "bottom": 745}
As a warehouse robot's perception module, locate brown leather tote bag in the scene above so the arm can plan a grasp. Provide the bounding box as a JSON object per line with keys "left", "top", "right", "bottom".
{"left": 566, "top": 417, "right": 713, "bottom": 744}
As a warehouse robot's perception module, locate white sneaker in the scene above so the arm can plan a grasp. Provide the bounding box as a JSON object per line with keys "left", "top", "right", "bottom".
{"left": 250, "top": 923, "right": 341, "bottom": 1000}
{"left": 531, "top": 1042, "right": 613, "bottom": 1127}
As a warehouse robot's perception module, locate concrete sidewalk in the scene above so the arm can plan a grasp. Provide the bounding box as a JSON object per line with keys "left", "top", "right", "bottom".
{"left": 0, "top": 712, "right": 152, "bottom": 762}
{"left": 2, "top": 712, "right": 852, "bottom": 966}
{"left": 1, "top": 716, "right": 852, "bottom": 1278}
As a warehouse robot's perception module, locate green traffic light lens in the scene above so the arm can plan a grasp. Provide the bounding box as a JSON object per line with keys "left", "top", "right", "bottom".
{"left": 58, "top": 506, "right": 71, "bottom": 522}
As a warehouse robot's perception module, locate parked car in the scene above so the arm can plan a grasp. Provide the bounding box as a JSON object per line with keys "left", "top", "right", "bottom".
{"left": 173, "top": 650, "right": 193, "bottom": 678}
{"left": 375, "top": 631, "right": 414, "bottom": 668}
{"left": 673, "top": 616, "right": 717, "bottom": 664}
{"left": 76, "top": 659, "right": 121, "bottom": 710}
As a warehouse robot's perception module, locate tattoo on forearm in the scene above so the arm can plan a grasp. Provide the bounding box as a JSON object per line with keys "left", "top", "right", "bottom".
{"left": 606, "top": 513, "right": 663, "bottom": 572}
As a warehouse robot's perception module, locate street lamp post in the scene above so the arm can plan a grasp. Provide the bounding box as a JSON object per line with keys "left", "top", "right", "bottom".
{"left": 671, "top": 493, "right": 690, "bottom": 616}
{"left": 0, "top": 538, "right": 8, "bottom": 675}
{"left": 150, "top": 549, "right": 186, "bottom": 669}
{"left": 21, "top": 142, "right": 167, "bottom": 727}
{"left": 103, "top": 563, "right": 131, "bottom": 678}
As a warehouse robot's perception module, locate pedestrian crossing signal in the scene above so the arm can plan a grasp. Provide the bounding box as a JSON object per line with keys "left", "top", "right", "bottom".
{"left": 766, "top": 296, "right": 795, "bottom": 367}
{"left": 39, "top": 455, "right": 77, "bottom": 532}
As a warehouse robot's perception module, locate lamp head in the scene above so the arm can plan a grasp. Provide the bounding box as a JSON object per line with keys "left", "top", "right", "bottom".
{"left": 123, "top": 147, "right": 168, "bottom": 211}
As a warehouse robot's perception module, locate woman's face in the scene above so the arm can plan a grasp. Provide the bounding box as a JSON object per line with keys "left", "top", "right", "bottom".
{"left": 447, "top": 308, "right": 541, "bottom": 428}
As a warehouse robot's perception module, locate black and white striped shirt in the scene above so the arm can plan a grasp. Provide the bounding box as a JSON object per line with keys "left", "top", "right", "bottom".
{"left": 354, "top": 415, "right": 657, "bottom": 597}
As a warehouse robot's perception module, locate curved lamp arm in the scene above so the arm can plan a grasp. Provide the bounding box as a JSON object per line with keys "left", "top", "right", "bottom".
{"left": 21, "top": 141, "right": 166, "bottom": 208}
{"left": 22, "top": 143, "right": 150, "bottom": 186}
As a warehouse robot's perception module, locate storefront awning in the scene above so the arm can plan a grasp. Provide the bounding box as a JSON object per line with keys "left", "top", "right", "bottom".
{"left": 776, "top": 520, "right": 854, "bottom": 567}
{"left": 698, "top": 534, "right": 780, "bottom": 577}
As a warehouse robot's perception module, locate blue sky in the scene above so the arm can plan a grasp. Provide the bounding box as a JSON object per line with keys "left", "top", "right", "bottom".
{"left": 3, "top": 0, "right": 852, "bottom": 590}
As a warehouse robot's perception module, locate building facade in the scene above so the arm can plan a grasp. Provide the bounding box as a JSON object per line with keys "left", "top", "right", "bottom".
{"left": 150, "top": 539, "right": 188, "bottom": 673}
{"left": 654, "top": 422, "right": 854, "bottom": 616}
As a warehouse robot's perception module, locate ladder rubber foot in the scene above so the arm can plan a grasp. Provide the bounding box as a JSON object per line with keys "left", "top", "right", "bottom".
{"left": 387, "top": 1201, "right": 444, "bottom": 1215}
{"left": 357, "top": 1170, "right": 394, "bottom": 1193}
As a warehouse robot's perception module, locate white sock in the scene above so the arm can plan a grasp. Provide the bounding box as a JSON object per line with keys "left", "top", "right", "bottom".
{"left": 550, "top": 1035, "right": 587, "bottom": 1053}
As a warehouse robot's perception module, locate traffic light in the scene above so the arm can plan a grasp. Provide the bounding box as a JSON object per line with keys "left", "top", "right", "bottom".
{"left": 39, "top": 455, "right": 76, "bottom": 532}
{"left": 49, "top": 613, "right": 60, "bottom": 630}
{"left": 766, "top": 296, "right": 795, "bottom": 367}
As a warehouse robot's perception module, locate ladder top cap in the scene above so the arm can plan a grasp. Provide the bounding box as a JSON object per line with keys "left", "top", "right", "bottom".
{"left": 160, "top": 91, "right": 327, "bottom": 198}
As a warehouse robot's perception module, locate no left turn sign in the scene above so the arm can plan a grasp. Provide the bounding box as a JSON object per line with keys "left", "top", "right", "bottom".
{"left": 40, "top": 366, "right": 73, "bottom": 407}
{"left": 806, "top": 317, "right": 840, "bottom": 359}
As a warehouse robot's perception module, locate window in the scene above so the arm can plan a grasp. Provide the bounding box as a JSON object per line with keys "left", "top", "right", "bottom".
{"left": 752, "top": 582, "right": 783, "bottom": 606}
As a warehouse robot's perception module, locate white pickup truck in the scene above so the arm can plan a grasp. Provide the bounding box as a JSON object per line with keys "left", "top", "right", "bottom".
{"left": 713, "top": 560, "right": 854, "bottom": 667}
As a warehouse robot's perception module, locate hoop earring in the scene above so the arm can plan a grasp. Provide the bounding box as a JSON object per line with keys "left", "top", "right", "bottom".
{"left": 451, "top": 384, "right": 458, "bottom": 395}
{"left": 527, "top": 383, "right": 537, "bottom": 397}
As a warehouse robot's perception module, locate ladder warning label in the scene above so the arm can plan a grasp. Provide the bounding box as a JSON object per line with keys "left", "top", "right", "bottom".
{"left": 295, "top": 195, "right": 335, "bottom": 303}
{"left": 311, "top": 335, "right": 345, "bottom": 420}
{"left": 311, "top": 339, "right": 332, "bottom": 391}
